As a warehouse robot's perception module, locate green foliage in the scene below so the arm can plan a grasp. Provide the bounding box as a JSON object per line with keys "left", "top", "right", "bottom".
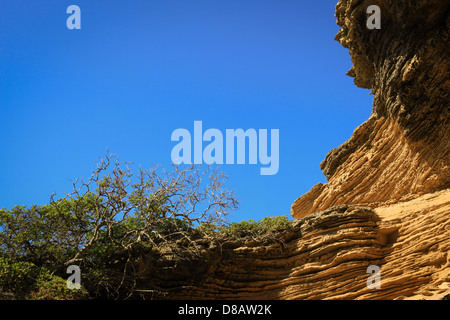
{"left": 0, "top": 199, "right": 288, "bottom": 299}
{"left": 0, "top": 257, "right": 40, "bottom": 297}
{"left": 0, "top": 193, "right": 100, "bottom": 267}
{"left": 216, "top": 215, "right": 292, "bottom": 241}
{"left": 0, "top": 257, "right": 88, "bottom": 300}
{"left": 195, "top": 221, "right": 219, "bottom": 234}
{"left": 30, "top": 270, "right": 88, "bottom": 300}
{"left": 0, "top": 155, "right": 239, "bottom": 299}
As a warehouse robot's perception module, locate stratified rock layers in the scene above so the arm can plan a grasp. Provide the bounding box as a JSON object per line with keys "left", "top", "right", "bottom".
{"left": 291, "top": 0, "right": 449, "bottom": 218}
{"left": 136, "top": 190, "right": 450, "bottom": 300}
{"left": 135, "top": 0, "right": 450, "bottom": 300}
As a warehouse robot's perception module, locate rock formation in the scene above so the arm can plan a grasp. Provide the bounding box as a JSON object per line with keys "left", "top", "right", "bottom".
{"left": 292, "top": 0, "right": 449, "bottom": 218}
{"left": 136, "top": 190, "right": 450, "bottom": 300}
{"left": 133, "top": 0, "right": 450, "bottom": 300}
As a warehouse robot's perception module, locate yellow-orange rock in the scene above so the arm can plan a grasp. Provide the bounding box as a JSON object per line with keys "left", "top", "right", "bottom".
{"left": 134, "top": 190, "right": 450, "bottom": 300}
{"left": 291, "top": 0, "right": 449, "bottom": 218}
{"left": 133, "top": 0, "right": 450, "bottom": 300}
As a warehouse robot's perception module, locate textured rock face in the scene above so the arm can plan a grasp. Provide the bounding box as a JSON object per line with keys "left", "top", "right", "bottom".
{"left": 137, "top": 205, "right": 385, "bottom": 299}
{"left": 291, "top": 0, "right": 449, "bottom": 218}
{"left": 136, "top": 190, "right": 450, "bottom": 300}
{"left": 134, "top": 0, "right": 450, "bottom": 300}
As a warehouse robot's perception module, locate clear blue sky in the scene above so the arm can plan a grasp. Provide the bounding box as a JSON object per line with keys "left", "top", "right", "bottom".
{"left": 0, "top": 0, "right": 372, "bottom": 223}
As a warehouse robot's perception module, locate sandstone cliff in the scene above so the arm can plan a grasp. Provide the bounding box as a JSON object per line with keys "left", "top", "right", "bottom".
{"left": 133, "top": 0, "right": 450, "bottom": 300}
{"left": 134, "top": 189, "right": 449, "bottom": 300}
{"left": 292, "top": 0, "right": 449, "bottom": 217}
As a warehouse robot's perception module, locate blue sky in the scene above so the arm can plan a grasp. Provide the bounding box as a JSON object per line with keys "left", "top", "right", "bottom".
{"left": 0, "top": 0, "right": 372, "bottom": 223}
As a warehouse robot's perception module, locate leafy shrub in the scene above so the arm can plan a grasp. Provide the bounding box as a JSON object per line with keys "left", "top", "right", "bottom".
{"left": 0, "top": 257, "right": 40, "bottom": 298}
{"left": 29, "top": 271, "right": 89, "bottom": 300}
{"left": 0, "top": 153, "right": 238, "bottom": 299}
{"left": 219, "top": 215, "right": 292, "bottom": 241}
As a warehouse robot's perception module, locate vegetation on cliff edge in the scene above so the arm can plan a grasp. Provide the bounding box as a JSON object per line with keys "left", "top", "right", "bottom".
{"left": 0, "top": 152, "right": 289, "bottom": 300}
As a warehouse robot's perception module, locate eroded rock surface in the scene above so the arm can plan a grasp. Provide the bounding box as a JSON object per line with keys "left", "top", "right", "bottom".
{"left": 135, "top": 190, "right": 450, "bottom": 300}
{"left": 292, "top": 0, "right": 449, "bottom": 218}
{"left": 135, "top": 0, "right": 450, "bottom": 300}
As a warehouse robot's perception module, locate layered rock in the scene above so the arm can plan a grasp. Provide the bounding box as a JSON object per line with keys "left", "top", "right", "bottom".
{"left": 136, "top": 205, "right": 384, "bottom": 299}
{"left": 132, "top": 0, "right": 450, "bottom": 300}
{"left": 134, "top": 190, "right": 450, "bottom": 300}
{"left": 291, "top": 0, "right": 449, "bottom": 218}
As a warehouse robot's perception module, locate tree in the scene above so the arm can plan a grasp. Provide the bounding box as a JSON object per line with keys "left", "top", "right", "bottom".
{"left": 0, "top": 152, "right": 239, "bottom": 298}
